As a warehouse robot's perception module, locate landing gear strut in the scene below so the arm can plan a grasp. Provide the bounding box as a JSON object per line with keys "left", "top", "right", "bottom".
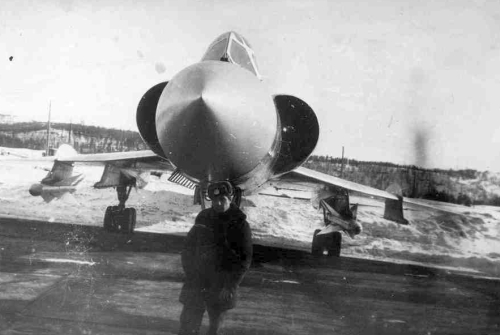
{"left": 103, "top": 183, "right": 136, "bottom": 233}
{"left": 311, "top": 188, "right": 355, "bottom": 258}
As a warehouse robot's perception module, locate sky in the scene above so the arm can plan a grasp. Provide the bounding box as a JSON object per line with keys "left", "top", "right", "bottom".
{"left": 1, "top": 0, "right": 500, "bottom": 171}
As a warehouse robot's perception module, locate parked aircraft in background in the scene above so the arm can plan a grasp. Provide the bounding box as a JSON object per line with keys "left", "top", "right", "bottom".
{"left": 29, "top": 31, "right": 413, "bottom": 256}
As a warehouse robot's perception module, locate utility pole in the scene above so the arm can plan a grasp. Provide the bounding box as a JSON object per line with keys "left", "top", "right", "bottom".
{"left": 46, "top": 101, "right": 51, "bottom": 156}
{"left": 340, "top": 146, "right": 345, "bottom": 178}
{"left": 69, "top": 119, "right": 72, "bottom": 145}
{"left": 412, "top": 166, "right": 417, "bottom": 198}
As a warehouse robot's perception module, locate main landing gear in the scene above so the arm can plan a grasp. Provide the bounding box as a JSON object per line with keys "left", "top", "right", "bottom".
{"left": 103, "top": 184, "right": 136, "bottom": 233}
{"left": 311, "top": 188, "right": 355, "bottom": 258}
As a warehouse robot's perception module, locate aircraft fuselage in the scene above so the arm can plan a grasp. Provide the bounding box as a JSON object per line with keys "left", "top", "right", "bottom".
{"left": 137, "top": 31, "right": 319, "bottom": 192}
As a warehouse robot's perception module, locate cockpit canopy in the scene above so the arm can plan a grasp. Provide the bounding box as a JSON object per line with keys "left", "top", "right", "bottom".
{"left": 201, "top": 31, "right": 262, "bottom": 79}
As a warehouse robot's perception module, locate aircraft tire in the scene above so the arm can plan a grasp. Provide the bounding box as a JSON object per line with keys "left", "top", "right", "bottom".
{"left": 328, "top": 232, "right": 342, "bottom": 257}
{"left": 311, "top": 229, "right": 323, "bottom": 256}
{"left": 103, "top": 206, "right": 114, "bottom": 232}
{"left": 124, "top": 208, "right": 136, "bottom": 234}
{"left": 311, "top": 230, "right": 342, "bottom": 257}
{"left": 132, "top": 208, "right": 137, "bottom": 231}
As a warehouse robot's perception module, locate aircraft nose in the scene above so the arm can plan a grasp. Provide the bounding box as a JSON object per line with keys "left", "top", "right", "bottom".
{"left": 155, "top": 61, "right": 277, "bottom": 181}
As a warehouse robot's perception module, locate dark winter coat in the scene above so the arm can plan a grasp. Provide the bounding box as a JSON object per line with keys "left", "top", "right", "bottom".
{"left": 179, "top": 204, "right": 252, "bottom": 310}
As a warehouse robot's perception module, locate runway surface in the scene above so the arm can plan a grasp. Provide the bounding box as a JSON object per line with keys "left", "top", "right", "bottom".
{"left": 0, "top": 216, "right": 498, "bottom": 335}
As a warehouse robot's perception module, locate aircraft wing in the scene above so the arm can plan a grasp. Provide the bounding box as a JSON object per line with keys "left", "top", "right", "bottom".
{"left": 288, "top": 166, "right": 399, "bottom": 201}
{"left": 266, "top": 165, "right": 456, "bottom": 226}
{"left": 37, "top": 149, "right": 197, "bottom": 194}
{"left": 264, "top": 166, "right": 464, "bottom": 225}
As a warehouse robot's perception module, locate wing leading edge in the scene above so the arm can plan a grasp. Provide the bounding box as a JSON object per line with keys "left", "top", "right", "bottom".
{"left": 290, "top": 166, "right": 399, "bottom": 201}
{"left": 57, "top": 150, "right": 163, "bottom": 164}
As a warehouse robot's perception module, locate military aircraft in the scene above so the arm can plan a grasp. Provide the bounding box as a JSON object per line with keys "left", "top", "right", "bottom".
{"left": 28, "top": 31, "right": 414, "bottom": 257}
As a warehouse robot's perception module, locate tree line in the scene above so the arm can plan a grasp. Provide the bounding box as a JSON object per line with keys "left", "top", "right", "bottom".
{"left": 0, "top": 122, "right": 146, "bottom": 153}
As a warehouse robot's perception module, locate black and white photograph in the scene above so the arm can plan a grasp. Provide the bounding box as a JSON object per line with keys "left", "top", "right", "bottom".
{"left": 0, "top": 0, "right": 499, "bottom": 334}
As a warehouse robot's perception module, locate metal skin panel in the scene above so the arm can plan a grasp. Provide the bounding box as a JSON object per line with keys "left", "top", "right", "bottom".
{"left": 155, "top": 61, "right": 277, "bottom": 183}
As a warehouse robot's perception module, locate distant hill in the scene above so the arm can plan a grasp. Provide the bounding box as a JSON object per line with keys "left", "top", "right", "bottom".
{"left": 304, "top": 156, "right": 500, "bottom": 206}
{"left": 0, "top": 122, "right": 147, "bottom": 154}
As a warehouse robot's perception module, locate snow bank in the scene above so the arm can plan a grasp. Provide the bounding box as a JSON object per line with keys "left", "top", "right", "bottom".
{"left": 1, "top": 151, "right": 499, "bottom": 276}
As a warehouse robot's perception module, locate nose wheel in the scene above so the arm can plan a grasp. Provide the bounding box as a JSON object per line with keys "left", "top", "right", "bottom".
{"left": 103, "top": 183, "right": 137, "bottom": 233}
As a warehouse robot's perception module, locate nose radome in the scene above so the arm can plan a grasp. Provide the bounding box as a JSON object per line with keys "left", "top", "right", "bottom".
{"left": 155, "top": 61, "right": 277, "bottom": 182}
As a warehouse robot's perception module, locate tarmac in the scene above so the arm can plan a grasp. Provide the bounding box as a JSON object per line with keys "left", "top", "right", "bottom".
{"left": 0, "top": 216, "right": 499, "bottom": 335}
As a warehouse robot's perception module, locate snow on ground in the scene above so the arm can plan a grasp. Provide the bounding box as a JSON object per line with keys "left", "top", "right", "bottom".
{"left": 0, "top": 147, "right": 45, "bottom": 159}
{"left": 1, "top": 147, "right": 499, "bottom": 276}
